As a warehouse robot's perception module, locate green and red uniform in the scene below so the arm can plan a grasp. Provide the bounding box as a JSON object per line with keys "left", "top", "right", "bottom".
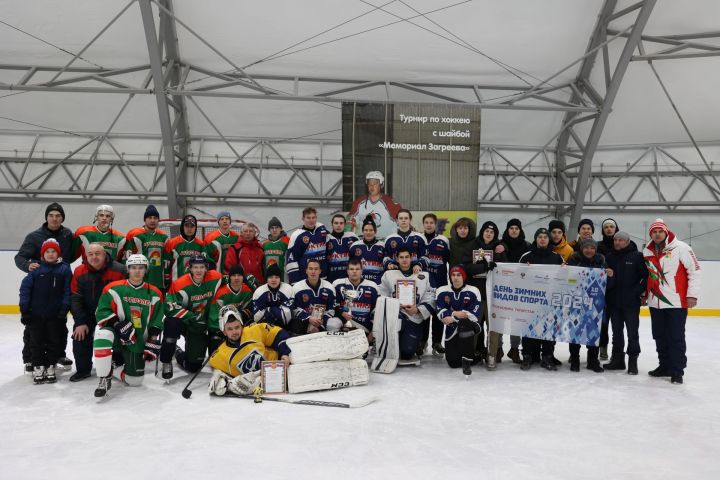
{"left": 93, "top": 279, "right": 164, "bottom": 380}
{"left": 263, "top": 233, "right": 289, "bottom": 277}
{"left": 124, "top": 226, "right": 170, "bottom": 290}
{"left": 73, "top": 225, "right": 125, "bottom": 262}
{"left": 204, "top": 229, "right": 239, "bottom": 276}
{"left": 165, "top": 235, "right": 206, "bottom": 284}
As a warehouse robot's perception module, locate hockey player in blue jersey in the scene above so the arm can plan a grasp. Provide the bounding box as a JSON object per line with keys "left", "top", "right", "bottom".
{"left": 325, "top": 214, "right": 358, "bottom": 283}
{"left": 349, "top": 215, "right": 385, "bottom": 284}
{"left": 378, "top": 248, "right": 435, "bottom": 362}
{"left": 251, "top": 264, "right": 299, "bottom": 334}
{"left": 331, "top": 258, "right": 379, "bottom": 337}
{"left": 421, "top": 213, "right": 450, "bottom": 356}
{"left": 286, "top": 207, "right": 328, "bottom": 284}
{"left": 436, "top": 265, "right": 482, "bottom": 376}
{"left": 291, "top": 259, "right": 336, "bottom": 334}
{"left": 383, "top": 209, "right": 427, "bottom": 273}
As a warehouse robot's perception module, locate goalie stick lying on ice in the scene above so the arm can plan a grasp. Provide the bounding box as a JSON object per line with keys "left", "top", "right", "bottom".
{"left": 208, "top": 306, "right": 369, "bottom": 396}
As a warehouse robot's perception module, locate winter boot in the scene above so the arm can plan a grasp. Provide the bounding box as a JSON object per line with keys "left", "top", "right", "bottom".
{"left": 486, "top": 353, "right": 497, "bottom": 371}
{"left": 45, "top": 365, "right": 57, "bottom": 383}
{"left": 507, "top": 347, "right": 522, "bottom": 364}
{"left": 94, "top": 375, "right": 112, "bottom": 397}
{"left": 69, "top": 371, "right": 92, "bottom": 382}
{"left": 550, "top": 355, "right": 562, "bottom": 366}
{"left": 648, "top": 366, "right": 671, "bottom": 377}
{"left": 599, "top": 345, "right": 608, "bottom": 361}
{"left": 57, "top": 356, "right": 73, "bottom": 369}
{"left": 431, "top": 342, "right": 445, "bottom": 356}
{"left": 521, "top": 355, "right": 532, "bottom": 371}
{"left": 587, "top": 359, "right": 604, "bottom": 373}
{"left": 33, "top": 366, "right": 45, "bottom": 384}
{"left": 416, "top": 341, "right": 427, "bottom": 358}
{"left": 540, "top": 355, "right": 558, "bottom": 371}
{"left": 461, "top": 357, "right": 473, "bottom": 377}
{"left": 161, "top": 362, "right": 174, "bottom": 380}
{"left": 496, "top": 346, "right": 504, "bottom": 364}
{"left": 24, "top": 362, "right": 33, "bottom": 374}
{"left": 670, "top": 373, "right": 684, "bottom": 384}
{"left": 604, "top": 355, "right": 626, "bottom": 371}
{"left": 627, "top": 355, "right": 638, "bottom": 375}
{"left": 570, "top": 355, "right": 580, "bottom": 372}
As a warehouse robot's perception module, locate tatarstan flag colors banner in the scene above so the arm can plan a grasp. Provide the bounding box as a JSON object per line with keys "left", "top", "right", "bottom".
{"left": 486, "top": 263, "right": 607, "bottom": 346}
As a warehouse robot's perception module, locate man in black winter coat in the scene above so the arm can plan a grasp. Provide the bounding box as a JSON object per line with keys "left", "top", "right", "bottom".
{"left": 567, "top": 238, "right": 615, "bottom": 373}
{"left": 14, "top": 202, "right": 74, "bottom": 372}
{"left": 499, "top": 218, "right": 531, "bottom": 363}
{"left": 518, "top": 228, "right": 563, "bottom": 371}
{"left": 604, "top": 231, "right": 647, "bottom": 375}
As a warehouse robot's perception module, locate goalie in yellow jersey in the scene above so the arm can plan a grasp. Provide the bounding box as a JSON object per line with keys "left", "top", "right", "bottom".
{"left": 208, "top": 305, "right": 371, "bottom": 396}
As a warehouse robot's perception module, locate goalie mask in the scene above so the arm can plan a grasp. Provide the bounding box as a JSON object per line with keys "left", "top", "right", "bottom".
{"left": 218, "top": 305, "right": 243, "bottom": 331}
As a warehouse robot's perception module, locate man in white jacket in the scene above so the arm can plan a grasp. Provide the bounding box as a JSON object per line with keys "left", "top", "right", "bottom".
{"left": 643, "top": 219, "right": 701, "bottom": 385}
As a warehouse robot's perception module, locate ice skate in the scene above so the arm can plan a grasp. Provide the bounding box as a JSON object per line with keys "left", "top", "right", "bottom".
{"left": 45, "top": 365, "right": 57, "bottom": 383}
{"left": 32, "top": 366, "right": 45, "bottom": 384}
{"left": 94, "top": 376, "right": 112, "bottom": 397}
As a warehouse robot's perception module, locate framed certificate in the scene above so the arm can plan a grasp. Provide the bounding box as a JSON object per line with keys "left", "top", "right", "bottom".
{"left": 261, "top": 361, "right": 287, "bottom": 394}
{"left": 473, "top": 249, "right": 493, "bottom": 263}
{"left": 396, "top": 279, "right": 416, "bottom": 306}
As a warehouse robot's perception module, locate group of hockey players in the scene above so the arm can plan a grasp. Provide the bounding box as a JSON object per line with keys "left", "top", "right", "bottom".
{"left": 15, "top": 179, "right": 701, "bottom": 396}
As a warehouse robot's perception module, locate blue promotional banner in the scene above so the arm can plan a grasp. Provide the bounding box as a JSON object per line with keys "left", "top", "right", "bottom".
{"left": 486, "top": 263, "right": 607, "bottom": 346}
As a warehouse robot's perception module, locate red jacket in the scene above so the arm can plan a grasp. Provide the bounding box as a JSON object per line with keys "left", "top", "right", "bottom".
{"left": 225, "top": 238, "right": 265, "bottom": 284}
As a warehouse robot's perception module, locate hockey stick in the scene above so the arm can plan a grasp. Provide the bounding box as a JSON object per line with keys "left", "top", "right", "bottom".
{"left": 181, "top": 356, "right": 211, "bottom": 399}
{"left": 227, "top": 392, "right": 377, "bottom": 409}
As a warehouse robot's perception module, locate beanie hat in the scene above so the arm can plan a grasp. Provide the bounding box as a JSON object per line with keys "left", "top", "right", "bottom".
{"left": 649, "top": 218, "right": 668, "bottom": 236}
{"left": 613, "top": 231, "right": 630, "bottom": 242}
{"left": 479, "top": 221, "right": 499, "bottom": 239}
{"left": 217, "top": 211, "right": 231, "bottom": 221}
{"left": 228, "top": 264, "right": 245, "bottom": 277}
{"left": 548, "top": 220, "right": 566, "bottom": 233}
{"left": 362, "top": 214, "right": 377, "bottom": 230}
{"left": 506, "top": 218, "right": 522, "bottom": 230}
{"left": 45, "top": 202, "right": 65, "bottom": 221}
{"left": 534, "top": 228, "right": 550, "bottom": 240}
{"left": 41, "top": 238, "right": 61, "bottom": 258}
{"left": 144, "top": 204, "right": 160, "bottom": 220}
{"left": 577, "top": 218, "right": 595, "bottom": 233}
{"left": 602, "top": 218, "right": 618, "bottom": 230}
{"left": 580, "top": 238, "right": 598, "bottom": 250}
{"left": 268, "top": 217, "right": 282, "bottom": 230}
{"left": 449, "top": 265, "right": 467, "bottom": 283}
{"left": 265, "top": 264, "right": 283, "bottom": 280}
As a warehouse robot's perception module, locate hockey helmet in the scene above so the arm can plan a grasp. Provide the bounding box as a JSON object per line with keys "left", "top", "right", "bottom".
{"left": 95, "top": 204, "right": 115, "bottom": 218}
{"left": 188, "top": 254, "right": 207, "bottom": 267}
{"left": 218, "top": 305, "right": 243, "bottom": 330}
{"left": 365, "top": 170, "right": 384, "bottom": 185}
{"left": 126, "top": 254, "right": 149, "bottom": 268}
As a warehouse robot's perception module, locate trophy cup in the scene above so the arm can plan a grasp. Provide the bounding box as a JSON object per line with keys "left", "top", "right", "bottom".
{"left": 342, "top": 288, "right": 360, "bottom": 331}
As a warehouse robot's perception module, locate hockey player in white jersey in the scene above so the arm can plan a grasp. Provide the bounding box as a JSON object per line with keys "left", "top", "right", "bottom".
{"left": 377, "top": 247, "right": 435, "bottom": 364}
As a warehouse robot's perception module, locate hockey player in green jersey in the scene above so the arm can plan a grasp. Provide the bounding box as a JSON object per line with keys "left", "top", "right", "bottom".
{"left": 205, "top": 210, "right": 239, "bottom": 276}
{"left": 160, "top": 254, "right": 223, "bottom": 379}
{"left": 73, "top": 204, "right": 126, "bottom": 262}
{"left": 92, "top": 254, "right": 164, "bottom": 397}
{"left": 123, "top": 205, "right": 170, "bottom": 291}
{"left": 208, "top": 264, "right": 254, "bottom": 349}
{"left": 164, "top": 215, "right": 205, "bottom": 284}
{"left": 262, "top": 216, "right": 289, "bottom": 279}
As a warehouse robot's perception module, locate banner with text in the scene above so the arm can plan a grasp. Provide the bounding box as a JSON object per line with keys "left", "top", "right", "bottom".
{"left": 486, "top": 263, "right": 607, "bottom": 346}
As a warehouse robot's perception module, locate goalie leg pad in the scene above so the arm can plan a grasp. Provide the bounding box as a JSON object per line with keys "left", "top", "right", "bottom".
{"left": 288, "top": 359, "right": 369, "bottom": 394}
{"left": 287, "top": 329, "right": 369, "bottom": 364}
{"left": 371, "top": 297, "right": 400, "bottom": 374}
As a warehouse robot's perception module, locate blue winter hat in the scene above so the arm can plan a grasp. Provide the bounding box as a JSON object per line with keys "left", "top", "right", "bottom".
{"left": 217, "top": 210, "right": 231, "bottom": 221}
{"left": 144, "top": 204, "right": 160, "bottom": 220}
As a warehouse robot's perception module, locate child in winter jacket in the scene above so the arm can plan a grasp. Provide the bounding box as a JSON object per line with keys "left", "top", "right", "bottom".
{"left": 19, "top": 239, "right": 72, "bottom": 384}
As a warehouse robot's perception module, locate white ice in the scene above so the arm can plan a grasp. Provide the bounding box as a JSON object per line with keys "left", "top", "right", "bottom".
{"left": 1, "top": 314, "right": 718, "bottom": 480}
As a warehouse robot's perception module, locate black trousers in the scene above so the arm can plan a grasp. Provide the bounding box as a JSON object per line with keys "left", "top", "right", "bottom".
{"left": 23, "top": 321, "right": 67, "bottom": 362}
{"left": 28, "top": 315, "right": 65, "bottom": 367}
{"left": 445, "top": 319, "right": 480, "bottom": 368}
{"left": 421, "top": 313, "right": 444, "bottom": 345}
{"left": 649, "top": 307, "right": 687, "bottom": 375}
{"left": 72, "top": 322, "right": 96, "bottom": 375}
{"left": 569, "top": 344, "right": 600, "bottom": 364}
{"left": 521, "top": 337, "right": 554, "bottom": 360}
{"left": 610, "top": 306, "right": 641, "bottom": 356}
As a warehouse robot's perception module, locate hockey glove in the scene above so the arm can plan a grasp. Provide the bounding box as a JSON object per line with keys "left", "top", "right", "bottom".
{"left": 143, "top": 327, "right": 162, "bottom": 361}
{"left": 208, "top": 369, "right": 232, "bottom": 396}
{"left": 115, "top": 318, "right": 137, "bottom": 345}
{"left": 209, "top": 330, "right": 224, "bottom": 354}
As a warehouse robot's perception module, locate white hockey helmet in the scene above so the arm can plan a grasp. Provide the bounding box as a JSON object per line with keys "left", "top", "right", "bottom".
{"left": 126, "top": 254, "right": 149, "bottom": 268}
{"left": 218, "top": 305, "right": 243, "bottom": 331}
{"left": 365, "top": 170, "right": 384, "bottom": 185}
{"left": 95, "top": 204, "right": 115, "bottom": 218}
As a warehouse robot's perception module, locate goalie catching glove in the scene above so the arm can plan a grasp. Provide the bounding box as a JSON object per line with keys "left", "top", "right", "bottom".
{"left": 228, "top": 370, "right": 262, "bottom": 396}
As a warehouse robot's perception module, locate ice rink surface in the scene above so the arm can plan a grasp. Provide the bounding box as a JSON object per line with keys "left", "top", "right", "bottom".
{"left": 1, "top": 314, "right": 718, "bottom": 480}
